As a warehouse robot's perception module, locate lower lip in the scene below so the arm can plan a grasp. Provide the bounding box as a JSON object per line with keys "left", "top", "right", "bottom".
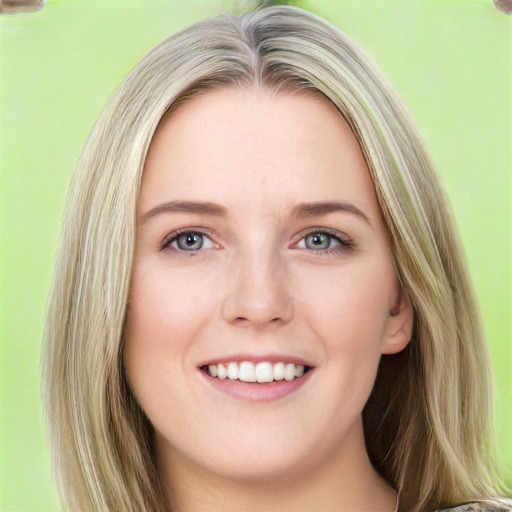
{"left": 200, "top": 369, "right": 313, "bottom": 403}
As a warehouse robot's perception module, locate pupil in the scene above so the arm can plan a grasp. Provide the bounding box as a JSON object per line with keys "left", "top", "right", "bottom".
{"left": 186, "top": 234, "right": 198, "bottom": 246}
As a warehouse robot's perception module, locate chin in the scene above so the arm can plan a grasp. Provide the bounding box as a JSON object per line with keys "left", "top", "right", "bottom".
{"left": 159, "top": 424, "right": 321, "bottom": 484}
{"left": 200, "top": 449, "right": 314, "bottom": 484}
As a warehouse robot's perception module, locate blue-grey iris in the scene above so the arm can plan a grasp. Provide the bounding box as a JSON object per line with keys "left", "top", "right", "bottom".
{"left": 177, "top": 233, "right": 203, "bottom": 250}
{"left": 305, "top": 233, "right": 331, "bottom": 250}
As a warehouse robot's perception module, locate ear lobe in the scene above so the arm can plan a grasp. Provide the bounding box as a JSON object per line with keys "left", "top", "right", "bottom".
{"left": 381, "top": 290, "right": 414, "bottom": 355}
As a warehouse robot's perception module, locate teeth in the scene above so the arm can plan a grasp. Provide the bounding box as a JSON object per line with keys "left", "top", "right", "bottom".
{"left": 255, "top": 362, "right": 273, "bottom": 383}
{"left": 217, "top": 364, "right": 227, "bottom": 379}
{"left": 227, "top": 362, "right": 239, "bottom": 380}
{"left": 273, "top": 362, "right": 285, "bottom": 380}
{"left": 239, "top": 362, "right": 256, "bottom": 382}
{"left": 204, "top": 361, "right": 309, "bottom": 382}
{"left": 284, "top": 363, "right": 295, "bottom": 381}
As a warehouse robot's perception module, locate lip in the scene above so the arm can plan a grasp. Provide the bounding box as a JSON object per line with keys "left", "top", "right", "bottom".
{"left": 198, "top": 354, "right": 315, "bottom": 403}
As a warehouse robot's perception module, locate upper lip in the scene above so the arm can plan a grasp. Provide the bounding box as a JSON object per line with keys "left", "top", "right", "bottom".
{"left": 198, "top": 353, "right": 315, "bottom": 368}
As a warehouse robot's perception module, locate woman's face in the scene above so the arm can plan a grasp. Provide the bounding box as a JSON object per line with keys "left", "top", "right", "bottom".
{"left": 124, "top": 87, "right": 412, "bottom": 484}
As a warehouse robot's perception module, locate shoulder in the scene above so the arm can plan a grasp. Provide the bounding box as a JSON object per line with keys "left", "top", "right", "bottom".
{"left": 435, "top": 500, "right": 512, "bottom": 512}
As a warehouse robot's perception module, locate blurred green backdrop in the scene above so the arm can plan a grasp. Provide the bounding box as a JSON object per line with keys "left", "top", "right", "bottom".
{"left": 0, "top": 0, "right": 510, "bottom": 510}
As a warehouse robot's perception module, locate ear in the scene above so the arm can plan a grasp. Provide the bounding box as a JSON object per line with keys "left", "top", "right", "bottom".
{"left": 380, "top": 288, "right": 414, "bottom": 355}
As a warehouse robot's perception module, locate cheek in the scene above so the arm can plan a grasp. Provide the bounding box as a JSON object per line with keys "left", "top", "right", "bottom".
{"left": 298, "top": 256, "right": 396, "bottom": 354}
{"left": 126, "top": 258, "right": 218, "bottom": 334}
{"left": 123, "top": 260, "right": 217, "bottom": 394}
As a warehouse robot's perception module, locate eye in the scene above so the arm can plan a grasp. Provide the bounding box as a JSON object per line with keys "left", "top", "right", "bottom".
{"left": 295, "top": 229, "right": 354, "bottom": 253}
{"left": 162, "top": 230, "right": 216, "bottom": 253}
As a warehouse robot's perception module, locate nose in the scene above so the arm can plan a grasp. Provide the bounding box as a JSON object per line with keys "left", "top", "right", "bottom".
{"left": 221, "top": 251, "right": 294, "bottom": 328}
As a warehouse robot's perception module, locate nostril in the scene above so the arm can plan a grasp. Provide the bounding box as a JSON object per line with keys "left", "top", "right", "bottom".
{"left": 222, "top": 283, "right": 294, "bottom": 326}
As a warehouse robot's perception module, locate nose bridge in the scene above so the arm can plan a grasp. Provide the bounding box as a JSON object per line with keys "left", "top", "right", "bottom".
{"left": 221, "top": 239, "right": 294, "bottom": 327}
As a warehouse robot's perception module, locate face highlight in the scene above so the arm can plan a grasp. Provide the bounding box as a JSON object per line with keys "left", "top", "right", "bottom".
{"left": 123, "top": 87, "right": 412, "bottom": 489}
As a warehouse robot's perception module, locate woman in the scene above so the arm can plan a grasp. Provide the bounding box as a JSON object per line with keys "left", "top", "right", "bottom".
{"left": 42, "top": 5, "right": 510, "bottom": 511}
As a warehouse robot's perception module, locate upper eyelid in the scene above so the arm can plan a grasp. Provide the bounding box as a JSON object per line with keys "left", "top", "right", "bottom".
{"left": 292, "top": 227, "right": 353, "bottom": 246}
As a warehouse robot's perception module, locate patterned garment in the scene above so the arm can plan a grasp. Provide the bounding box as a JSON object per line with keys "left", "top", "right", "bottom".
{"left": 436, "top": 501, "right": 512, "bottom": 512}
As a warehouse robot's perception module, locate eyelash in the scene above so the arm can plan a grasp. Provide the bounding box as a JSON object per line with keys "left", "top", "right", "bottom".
{"left": 295, "top": 227, "right": 355, "bottom": 254}
{"left": 160, "top": 227, "right": 355, "bottom": 256}
{"left": 160, "top": 227, "right": 217, "bottom": 256}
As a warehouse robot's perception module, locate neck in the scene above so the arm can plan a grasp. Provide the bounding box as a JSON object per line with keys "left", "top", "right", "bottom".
{"left": 157, "top": 419, "right": 397, "bottom": 512}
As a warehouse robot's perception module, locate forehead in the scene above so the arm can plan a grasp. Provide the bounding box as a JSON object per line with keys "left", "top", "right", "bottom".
{"left": 140, "top": 87, "right": 381, "bottom": 223}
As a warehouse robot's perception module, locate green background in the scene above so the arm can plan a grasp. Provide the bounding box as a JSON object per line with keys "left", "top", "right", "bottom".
{"left": 1, "top": 0, "right": 510, "bottom": 510}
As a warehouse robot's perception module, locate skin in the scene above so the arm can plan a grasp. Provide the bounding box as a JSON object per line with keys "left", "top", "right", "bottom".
{"left": 124, "top": 87, "right": 413, "bottom": 511}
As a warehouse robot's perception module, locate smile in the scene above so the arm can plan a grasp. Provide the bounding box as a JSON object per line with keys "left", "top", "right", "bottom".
{"left": 203, "top": 361, "right": 311, "bottom": 383}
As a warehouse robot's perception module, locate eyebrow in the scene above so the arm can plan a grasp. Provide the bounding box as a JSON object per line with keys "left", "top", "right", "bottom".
{"left": 140, "top": 199, "right": 372, "bottom": 227}
{"left": 140, "top": 201, "right": 229, "bottom": 224}
{"left": 291, "top": 201, "right": 373, "bottom": 227}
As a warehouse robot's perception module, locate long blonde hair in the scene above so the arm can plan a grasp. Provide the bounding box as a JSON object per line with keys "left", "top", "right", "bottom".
{"left": 42, "top": 5, "right": 508, "bottom": 511}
